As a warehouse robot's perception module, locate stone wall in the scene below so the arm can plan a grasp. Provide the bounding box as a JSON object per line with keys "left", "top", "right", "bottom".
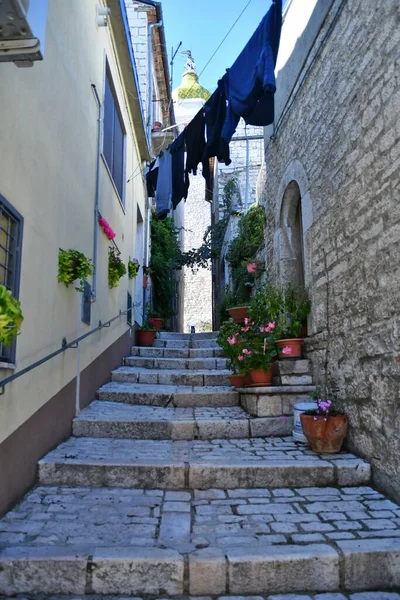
{"left": 183, "top": 170, "right": 213, "bottom": 333}
{"left": 263, "top": 0, "right": 400, "bottom": 499}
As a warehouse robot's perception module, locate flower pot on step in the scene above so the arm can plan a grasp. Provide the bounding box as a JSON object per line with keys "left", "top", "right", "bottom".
{"left": 227, "top": 306, "right": 249, "bottom": 324}
{"left": 228, "top": 374, "right": 247, "bottom": 389}
{"left": 292, "top": 402, "right": 318, "bottom": 443}
{"left": 300, "top": 413, "right": 348, "bottom": 453}
{"left": 276, "top": 338, "right": 303, "bottom": 359}
{"left": 136, "top": 329, "right": 156, "bottom": 347}
{"left": 249, "top": 367, "right": 273, "bottom": 386}
{"left": 148, "top": 317, "right": 164, "bottom": 329}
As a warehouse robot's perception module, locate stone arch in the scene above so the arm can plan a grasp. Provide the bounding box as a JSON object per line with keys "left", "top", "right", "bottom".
{"left": 274, "top": 160, "right": 313, "bottom": 287}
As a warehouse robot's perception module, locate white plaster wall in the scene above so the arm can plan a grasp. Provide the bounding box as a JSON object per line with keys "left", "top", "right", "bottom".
{"left": 0, "top": 0, "right": 146, "bottom": 444}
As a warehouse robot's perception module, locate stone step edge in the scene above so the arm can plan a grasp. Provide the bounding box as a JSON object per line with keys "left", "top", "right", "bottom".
{"left": 38, "top": 457, "right": 371, "bottom": 489}
{"left": 1, "top": 538, "right": 399, "bottom": 595}
{"left": 238, "top": 385, "right": 316, "bottom": 393}
{"left": 72, "top": 414, "right": 293, "bottom": 439}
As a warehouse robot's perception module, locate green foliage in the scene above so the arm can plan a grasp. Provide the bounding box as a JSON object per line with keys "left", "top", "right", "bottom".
{"left": 150, "top": 215, "right": 182, "bottom": 320}
{"left": 139, "top": 321, "right": 156, "bottom": 331}
{"left": 128, "top": 258, "right": 140, "bottom": 280}
{"left": 0, "top": 285, "right": 23, "bottom": 345}
{"left": 226, "top": 205, "right": 266, "bottom": 303}
{"left": 108, "top": 248, "right": 127, "bottom": 289}
{"left": 249, "top": 282, "right": 311, "bottom": 339}
{"left": 58, "top": 248, "right": 94, "bottom": 292}
{"left": 217, "top": 321, "right": 247, "bottom": 375}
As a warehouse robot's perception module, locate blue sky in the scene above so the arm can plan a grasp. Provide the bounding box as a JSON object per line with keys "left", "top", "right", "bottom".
{"left": 163, "top": 0, "right": 274, "bottom": 93}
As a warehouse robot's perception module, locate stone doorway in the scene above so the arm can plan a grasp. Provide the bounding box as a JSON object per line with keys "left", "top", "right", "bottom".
{"left": 278, "top": 180, "right": 305, "bottom": 288}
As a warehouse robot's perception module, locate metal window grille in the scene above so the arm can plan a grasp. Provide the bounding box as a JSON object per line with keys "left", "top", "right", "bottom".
{"left": 0, "top": 196, "right": 23, "bottom": 363}
{"left": 103, "top": 65, "right": 126, "bottom": 204}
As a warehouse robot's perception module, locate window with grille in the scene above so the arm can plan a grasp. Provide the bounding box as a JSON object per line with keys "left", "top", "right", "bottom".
{"left": 103, "top": 64, "right": 126, "bottom": 204}
{"left": 0, "top": 196, "right": 23, "bottom": 364}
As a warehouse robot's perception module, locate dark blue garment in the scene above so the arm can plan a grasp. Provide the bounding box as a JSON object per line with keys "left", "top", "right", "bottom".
{"left": 222, "top": 0, "right": 282, "bottom": 141}
{"left": 169, "top": 133, "right": 188, "bottom": 209}
{"left": 204, "top": 81, "right": 232, "bottom": 166}
{"left": 155, "top": 150, "right": 172, "bottom": 219}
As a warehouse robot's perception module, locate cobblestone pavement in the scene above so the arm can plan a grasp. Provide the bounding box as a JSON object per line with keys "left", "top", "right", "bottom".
{"left": 1, "top": 485, "right": 398, "bottom": 550}
{"left": 40, "top": 436, "right": 369, "bottom": 466}
{"left": 2, "top": 594, "right": 400, "bottom": 600}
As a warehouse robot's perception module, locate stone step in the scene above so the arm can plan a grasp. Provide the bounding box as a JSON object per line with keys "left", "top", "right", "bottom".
{"left": 239, "top": 385, "right": 316, "bottom": 417}
{"left": 112, "top": 366, "right": 231, "bottom": 387}
{"left": 131, "top": 346, "right": 225, "bottom": 358}
{"left": 273, "top": 359, "right": 313, "bottom": 386}
{"left": 157, "top": 331, "right": 218, "bottom": 340}
{"left": 73, "top": 401, "right": 293, "bottom": 440}
{"left": 1, "top": 594, "right": 398, "bottom": 600}
{"left": 97, "top": 382, "right": 239, "bottom": 407}
{"left": 153, "top": 339, "right": 221, "bottom": 349}
{"left": 38, "top": 436, "right": 370, "bottom": 490}
{"left": 125, "top": 355, "right": 228, "bottom": 370}
{"left": 2, "top": 485, "right": 399, "bottom": 595}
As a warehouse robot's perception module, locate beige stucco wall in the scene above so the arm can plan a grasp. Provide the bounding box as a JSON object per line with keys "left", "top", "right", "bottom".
{"left": 0, "top": 0, "right": 146, "bottom": 445}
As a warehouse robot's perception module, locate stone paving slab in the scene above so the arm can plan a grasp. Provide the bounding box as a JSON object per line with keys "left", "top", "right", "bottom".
{"left": 97, "top": 382, "right": 239, "bottom": 407}
{"left": 112, "top": 366, "right": 231, "bottom": 387}
{"left": 131, "top": 346, "right": 225, "bottom": 358}
{"left": 37, "top": 437, "right": 370, "bottom": 489}
{"left": 3, "top": 593, "right": 400, "bottom": 599}
{"left": 73, "top": 401, "right": 258, "bottom": 440}
{"left": 1, "top": 486, "right": 399, "bottom": 595}
{"left": 125, "top": 356, "right": 229, "bottom": 370}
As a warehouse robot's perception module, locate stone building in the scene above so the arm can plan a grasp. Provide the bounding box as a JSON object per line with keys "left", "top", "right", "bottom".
{"left": 262, "top": 0, "right": 400, "bottom": 499}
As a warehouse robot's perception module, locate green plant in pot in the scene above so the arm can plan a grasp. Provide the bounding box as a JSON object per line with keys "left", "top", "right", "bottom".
{"left": 58, "top": 248, "right": 94, "bottom": 292}
{"left": 108, "top": 248, "right": 127, "bottom": 289}
{"left": 274, "top": 284, "right": 310, "bottom": 359}
{"left": 147, "top": 305, "right": 164, "bottom": 330}
{"left": 0, "top": 285, "right": 24, "bottom": 345}
{"left": 136, "top": 321, "right": 157, "bottom": 347}
{"left": 241, "top": 318, "right": 278, "bottom": 386}
{"left": 128, "top": 257, "right": 140, "bottom": 280}
{"left": 217, "top": 321, "right": 249, "bottom": 388}
{"left": 300, "top": 394, "right": 348, "bottom": 453}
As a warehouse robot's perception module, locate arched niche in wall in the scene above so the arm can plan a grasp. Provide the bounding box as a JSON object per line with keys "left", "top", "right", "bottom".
{"left": 274, "top": 160, "right": 313, "bottom": 288}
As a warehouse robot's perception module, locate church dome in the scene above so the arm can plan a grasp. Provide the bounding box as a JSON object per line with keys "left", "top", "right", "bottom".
{"left": 176, "top": 71, "right": 211, "bottom": 101}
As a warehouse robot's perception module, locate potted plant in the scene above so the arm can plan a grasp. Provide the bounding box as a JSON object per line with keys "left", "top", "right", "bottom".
{"left": 108, "top": 248, "right": 127, "bottom": 289}
{"left": 0, "top": 285, "right": 24, "bottom": 345}
{"left": 242, "top": 319, "right": 279, "bottom": 386}
{"left": 128, "top": 257, "right": 140, "bottom": 280}
{"left": 142, "top": 266, "right": 152, "bottom": 289}
{"left": 217, "top": 321, "right": 248, "bottom": 388}
{"left": 58, "top": 248, "right": 94, "bottom": 292}
{"left": 300, "top": 396, "right": 348, "bottom": 453}
{"left": 136, "top": 321, "right": 157, "bottom": 347}
{"left": 227, "top": 304, "right": 251, "bottom": 324}
{"left": 275, "top": 285, "right": 311, "bottom": 359}
{"left": 147, "top": 307, "right": 164, "bottom": 330}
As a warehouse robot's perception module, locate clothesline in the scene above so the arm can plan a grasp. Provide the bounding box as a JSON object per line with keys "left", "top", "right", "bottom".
{"left": 147, "top": 0, "right": 282, "bottom": 219}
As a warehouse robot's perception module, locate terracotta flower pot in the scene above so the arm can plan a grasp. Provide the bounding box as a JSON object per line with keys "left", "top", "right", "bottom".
{"left": 136, "top": 329, "right": 156, "bottom": 347}
{"left": 228, "top": 374, "right": 246, "bottom": 389}
{"left": 148, "top": 317, "right": 164, "bottom": 329}
{"left": 249, "top": 367, "right": 273, "bottom": 386}
{"left": 300, "top": 413, "right": 348, "bottom": 453}
{"left": 276, "top": 338, "right": 303, "bottom": 359}
{"left": 244, "top": 373, "right": 252, "bottom": 387}
{"left": 227, "top": 306, "right": 249, "bottom": 324}
{"left": 142, "top": 275, "right": 148, "bottom": 289}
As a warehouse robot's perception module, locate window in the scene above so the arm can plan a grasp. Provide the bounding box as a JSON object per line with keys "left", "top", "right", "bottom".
{"left": 103, "top": 65, "right": 126, "bottom": 203}
{"left": 0, "top": 195, "right": 23, "bottom": 364}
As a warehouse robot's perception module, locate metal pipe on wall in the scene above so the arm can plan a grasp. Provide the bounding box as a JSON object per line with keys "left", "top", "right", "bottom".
{"left": 91, "top": 83, "right": 102, "bottom": 302}
{"left": 147, "top": 21, "right": 162, "bottom": 144}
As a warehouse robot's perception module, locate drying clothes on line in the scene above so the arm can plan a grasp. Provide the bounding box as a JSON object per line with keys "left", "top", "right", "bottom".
{"left": 223, "top": 0, "right": 282, "bottom": 134}
{"left": 185, "top": 108, "right": 211, "bottom": 187}
{"left": 146, "top": 157, "right": 159, "bottom": 198}
{"left": 169, "top": 132, "right": 188, "bottom": 210}
{"left": 155, "top": 150, "right": 172, "bottom": 219}
{"left": 203, "top": 81, "right": 232, "bottom": 166}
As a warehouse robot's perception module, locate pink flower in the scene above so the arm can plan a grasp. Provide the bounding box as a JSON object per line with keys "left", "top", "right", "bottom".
{"left": 259, "top": 326, "right": 266, "bottom": 333}
{"left": 238, "top": 355, "right": 244, "bottom": 361}
{"left": 282, "top": 346, "right": 292, "bottom": 355}
{"left": 227, "top": 336, "right": 236, "bottom": 345}
{"left": 247, "top": 262, "right": 257, "bottom": 274}
{"left": 98, "top": 217, "right": 107, "bottom": 227}
{"left": 241, "top": 326, "right": 250, "bottom": 332}
{"left": 242, "top": 349, "right": 252, "bottom": 355}
{"left": 268, "top": 322, "right": 276, "bottom": 329}
{"left": 244, "top": 317, "right": 250, "bottom": 325}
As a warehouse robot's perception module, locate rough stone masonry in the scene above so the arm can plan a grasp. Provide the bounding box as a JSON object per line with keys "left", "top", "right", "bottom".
{"left": 262, "top": 0, "right": 400, "bottom": 499}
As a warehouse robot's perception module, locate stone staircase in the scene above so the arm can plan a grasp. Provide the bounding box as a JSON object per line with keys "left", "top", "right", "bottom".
{"left": 0, "top": 331, "right": 400, "bottom": 599}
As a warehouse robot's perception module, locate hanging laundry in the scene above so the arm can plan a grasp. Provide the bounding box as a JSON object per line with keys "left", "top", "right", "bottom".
{"left": 146, "top": 157, "right": 159, "bottom": 198}
{"left": 185, "top": 108, "right": 211, "bottom": 187}
{"left": 155, "top": 150, "right": 173, "bottom": 219}
{"left": 223, "top": 0, "right": 282, "bottom": 140}
{"left": 169, "top": 132, "right": 187, "bottom": 210}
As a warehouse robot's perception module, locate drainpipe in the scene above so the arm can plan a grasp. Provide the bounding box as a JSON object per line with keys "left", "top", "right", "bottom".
{"left": 91, "top": 83, "right": 102, "bottom": 301}
{"left": 143, "top": 191, "right": 151, "bottom": 320}
{"left": 147, "top": 20, "right": 162, "bottom": 145}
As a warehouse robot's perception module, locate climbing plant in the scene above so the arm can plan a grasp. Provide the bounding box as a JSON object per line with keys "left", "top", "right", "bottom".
{"left": 225, "top": 204, "right": 266, "bottom": 304}
{"left": 150, "top": 214, "right": 182, "bottom": 320}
